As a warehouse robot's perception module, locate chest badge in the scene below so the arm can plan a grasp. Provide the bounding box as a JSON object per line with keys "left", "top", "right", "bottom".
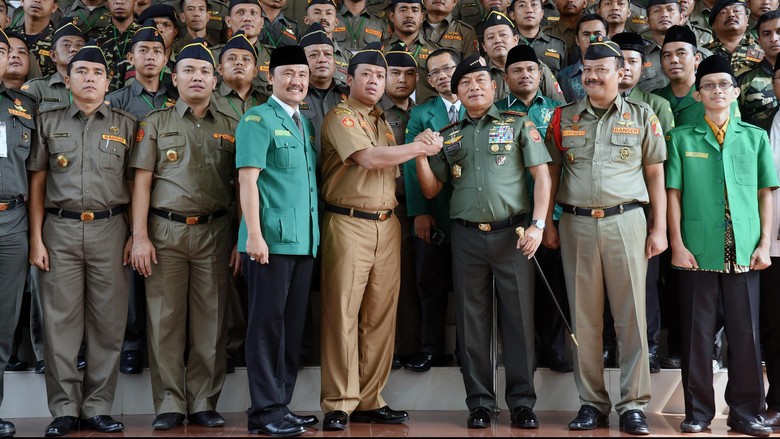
{"left": 567, "top": 151, "right": 576, "bottom": 164}
{"left": 56, "top": 155, "right": 69, "bottom": 168}
{"left": 496, "top": 155, "right": 507, "bottom": 166}
{"left": 620, "top": 147, "right": 631, "bottom": 160}
{"left": 166, "top": 150, "right": 178, "bottom": 161}
{"left": 452, "top": 163, "right": 462, "bottom": 179}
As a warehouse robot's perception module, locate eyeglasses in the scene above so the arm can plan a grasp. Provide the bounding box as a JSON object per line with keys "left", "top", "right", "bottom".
{"left": 699, "top": 81, "right": 734, "bottom": 91}
{"left": 427, "top": 65, "right": 457, "bottom": 78}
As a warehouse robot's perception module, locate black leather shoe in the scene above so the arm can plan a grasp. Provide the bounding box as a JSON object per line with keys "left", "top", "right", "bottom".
{"left": 45, "top": 416, "right": 78, "bottom": 436}
{"left": 467, "top": 407, "right": 491, "bottom": 428}
{"left": 284, "top": 412, "right": 318, "bottom": 427}
{"left": 80, "top": 415, "right": 124, "bottom": 433}
{"left": 404, "top": 353, "right": 434, "bottom": 372}
{"left": 568, "top": 405, "right": 609, "bottom": 430}
{"left": 35, "top": 360, "right": 45, "bottom": 374}
{"left": 661, "top": 355, "right": 682, "bottom": 369}
{"left": 188, "top": 410, "right": 225, "bottom": 427}
{"left": 323, "top": 411, "right": 348, "bottom": 431}
{"left": 249, "top": 420, "right": 304, "bottom": 437}
{"left": 764, "top": 409, "right": 780, "bottom": 428}
{"left": 351, "top": 406, "right": 409, "bottom": 424}
{"left": 649, "top": 353, "right": 661, "bottom": 374}
{"left": 510, "top": 406, "right": 539, "bottom": 429}
{"left": 4, "top": 355, "right": 27, "bottom": 371}
{"left": 603, "top": 346, "right": 616, "bottom": 368}
{"left": 119, "top": 351, "right": 142, "bottom": 374}
{"left": 680, "top": 419, "right": 710, "bottom": 433}
{"left": 76, "top": 356, "right": 86, "bottom": 371}
{"left": 620, "top": 410, "right": 650, "bottom": 435}
{"left": 0, "top": 419, "right": 15, "bottom": 437}
{"left": 548, "top": 353, "right": 574, "bottom": 373}
{"left": 392, "top": 355, "right": 403, "bottom": 369}
{"left": 727, "top": 416, "right": 772, "bottom": 437}
{"left": 152, "top": 412, "right": 185, "bottom": 430}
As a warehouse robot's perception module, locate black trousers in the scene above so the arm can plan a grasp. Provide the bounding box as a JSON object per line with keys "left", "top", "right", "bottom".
{"left": 243, "top": 253, "right": 314, "bottom": 427}
{"left": 678, "top": 269, "right": 764, "bottom": 423}
{"left": 761, "top": 257, "right": 780, "bottom": 410}
{"left": 533, "top": 244, "right": 569, "bottom": 360}
{"left": 413, "top": 236, "right": 452, "bottom": 356}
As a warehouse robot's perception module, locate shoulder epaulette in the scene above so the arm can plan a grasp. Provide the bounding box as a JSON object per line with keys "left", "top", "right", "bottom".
{"left": 501, "top": 110, "right": 527, "bottom": 117}
{"left": 438, "top": 121, "right": 459, "bottom": 133}
{"left": 39, "top": 103, "right": 69, "bottom": 113}
{"left": 107, "top": 105, "right": 137, "bottom": 122}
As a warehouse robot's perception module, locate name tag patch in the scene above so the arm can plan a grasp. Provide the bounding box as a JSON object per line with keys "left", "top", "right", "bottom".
{"left": 685, "top": 151, "right": 709, "bottom": 159}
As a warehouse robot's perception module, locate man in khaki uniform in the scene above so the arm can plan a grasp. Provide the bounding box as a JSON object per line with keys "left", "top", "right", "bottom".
{"left": 544, "top": 36, "right": 667, "bottom": 435}
{"left": 318, "top": 45, "right": 442, "bottom": 431}
{"left": 129, "top": 39, "right": 238, "bottom": 431}
{"left": 28, "top": 44, "right": 136, "bottom": 436}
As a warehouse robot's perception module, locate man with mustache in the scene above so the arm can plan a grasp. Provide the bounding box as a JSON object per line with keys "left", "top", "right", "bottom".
{"left": 422, "top": 0, "right": 478, "bottom": 59}
{"left": 303, "top": 0, "right": 351, "bottom": 86}
{"left": 332, "top": 0, "right": 388, "bottom": 52}
{"left": 544, "top": 35, "right": 667, "bottom": 435}
{"left": 705, "top": 0, "right": 764, "bottom": 76}
{"left": 737, "top": 10, "right": 780, "bottom": 126}
{"left": 91, "top": 0, "right": 140, "bottom": 92}
{"left": 556, "top": 13, "right": 607, "bottom": 102}
{"left": 414, "top": 52, "right": 552, "bottom": 430}
{"left": 509, "top": 0, "right": 568, "bottom": 74}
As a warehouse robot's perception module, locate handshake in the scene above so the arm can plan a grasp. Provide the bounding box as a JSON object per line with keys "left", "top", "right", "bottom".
{"left": 413, "top": 129, "right": 443, "bottom": 156}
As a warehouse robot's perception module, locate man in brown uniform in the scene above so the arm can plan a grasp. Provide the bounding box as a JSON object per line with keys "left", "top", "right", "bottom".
{"left": 129, "top": 39, "right": 238, "bottom": 431}
{"left": 318, "top": 44, "right": 443, "bottom": 431}
{"left": 28, "top": 44, "right": 137, "bottom": 436}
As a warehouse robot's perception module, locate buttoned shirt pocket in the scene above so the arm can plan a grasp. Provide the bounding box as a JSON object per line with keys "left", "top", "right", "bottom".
{"left": 733, "top": 154, "right": 757, "bottom": 185}
{"left": 158, "top": 135, "right": 185, "bottom": 170}
{"left": 487, "top": 141, "right": 515, "bottom": 174}
{"left": 272, "top": 139, "right": 300, "bottom": 169}
{"left": 610, "top": 134, "right": 641, "bottom": 164}
{"left": 262, "top": 207, "right": 298, "bottom": 243}
{"left": 682, "top": 220, "right": 704, "bottom": 257}
{"left": 48, "top": 139, "right": 77, "bottom": 173}
{"left": 208, "top": 137, "right": 235, "bottom": 169}
{"left": 98, "top": 137, "right": 127, "bottom": 175}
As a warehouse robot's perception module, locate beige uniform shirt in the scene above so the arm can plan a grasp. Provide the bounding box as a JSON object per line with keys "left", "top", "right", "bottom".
{"left": 129, "top": 99, "right": 238, "bottom": 214}
{"left": 28, "top": 102, "right": 137, "bottom": 210}
{"left": 320, "top": 96, "right": 398, "bottom": 211}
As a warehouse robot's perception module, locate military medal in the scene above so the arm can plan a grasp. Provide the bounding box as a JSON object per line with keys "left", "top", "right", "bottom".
{"left": 623, "top": 112, "right": 631, "bottom": 120}
{"left": 452, "top": 164, "right": 462, "bottom": 179}
{"left": 491, "top": 144, "right": 500, "bottom": 153}
{"left": 166, "top": 150, "right": 178, "bottom": 161}
{"left": 620, "top": 147, "right": 630, "bottom": 159}
{"left": 56, "top": 155, "right": 68, "bottom": 168}
{"left": 567, "top": 151, "right": 576, "bottom": 164}
{"left": 488, "top": 125, "right": 514, "bottom": 145}
{"left": 504, "top": 144, "right": 512, "bottom": 151}
{"left": 504, "top": 117, "right": 515, "bottom": 123}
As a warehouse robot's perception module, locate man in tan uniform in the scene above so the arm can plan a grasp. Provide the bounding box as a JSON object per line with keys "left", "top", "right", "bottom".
{"left": 28, "top": 44, "right": 137, "bottom": 436}
{"left": 318, "top": 44, "right": 443, "bottom": 431}
{"left": 129, "top": 39, "right": 238, "bottom": 431}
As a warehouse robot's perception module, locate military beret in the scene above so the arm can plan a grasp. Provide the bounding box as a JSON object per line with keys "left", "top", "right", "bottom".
{"left": 385, "top": 42, "right": 417, "bottom": 68}
{"left": 611, "top": 31, "right": 647, "bottom": 53}
{"left": 450, "top": 54, "right": 491, "bottom": 91}
{"left": 505, "top": 44, "right": 539, "bottom": 67}
{"left": 131, "top": 20, "right": 166, "bottom": 49}
{"left": 69, "top": 42, "right": 107, "bottom": 68}
{"left": 220, "top": 30, "right": 257, "bottom": 62}
{"left": 307, "top": 0, "right": 337, "bottom": 8}
{"left": 176, "top": 38, "right": 215, "bottom": 67}
{"left": 482, "top": 8, "right": 516, "bottom": 31}
{"left": 646, "top": 0, "right": 679, "bottom": 10}
{"left": 137, "top": 4, "right": 177, "bottom": 25}
{"left": 300, "top": 22, "right": 334, "bottom": 47}
{"left": 662, "top": 24, "right": 697, "bottom": 48}
{"left": 53, "top": 20, "right": 85, "bottom": 45}
{"left": 228, "top": 0, "right": 262, "bottom": 13}
{"left": 348, "top": 42, "right": 387, "bottom": 70}
{"left": 695, "top": 54, "right": 734, "bottom": 89}
{"left": 269, "top": 44, "right": 308, "bottom": 69}
{"left": 0, "top": 27, "right": 9, "bottom": 48}
{"left": 584, "top": 35, "right": 623, "bottom": 60}
{"left": 709, "top": 0, "right": 747, "bottom": 26}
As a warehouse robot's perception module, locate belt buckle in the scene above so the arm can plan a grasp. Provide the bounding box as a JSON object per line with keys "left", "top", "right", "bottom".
{"left": 185, "top": 216, "right": 199, "bottom": 225}
{"left": 590, "top": 209, "right": 605, "bottom": 219}
{"left": 478, "top": 223, "right": 491, "bottom": 232}
{"left": 378, "top": 212, "right": 388, "bottom": 221}
{"left": 0, "top": 202, "right": 8, "bottom": 211}
{"left": 80, "top": 211, "right": 95, "bottom": 221}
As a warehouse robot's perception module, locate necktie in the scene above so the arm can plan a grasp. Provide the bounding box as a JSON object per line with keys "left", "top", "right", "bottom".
{"left": 292, "top": 111, "right": 304, "bottom": 138}
{"left": 448, "top": 105, "right": 459, "bottom": 124}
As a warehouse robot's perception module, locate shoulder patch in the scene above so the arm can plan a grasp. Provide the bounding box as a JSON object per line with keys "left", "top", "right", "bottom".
{"left": 243, "top": 114, "right": 262, "bottom": 123}
{"left": 341, "top": 116, "right": 355, "bottom": 128}
{"left": 334, "top": 107, "right": 354, "bottom": 116}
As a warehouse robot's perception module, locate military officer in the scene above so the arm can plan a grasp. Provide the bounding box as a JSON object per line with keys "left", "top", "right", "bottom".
{"left": 414, "top": 53, "right": 552, "bottom": 429}
{"left": 28, "top": 43, "right": 136, "bottom": 436}
{"left": 666, "top": 55, "right": 777, "bottom": 437}
{"left": 160, "top": 0, "right": 228, "bottom": 51}
{"left": 213, "top": 30, "right": 267, "bottom": 119}
{"left": 422, "top": 0, "right": 479, "bottom": 60}
{"left": 219, "top": 0, "right": 272, "bottom": 102}
{"left": 129, "top": 39, "right": 237, "bottom": 431}
{"left": 0, "top": 26, "right": 36, "bottom": 439}
{"left": 737, "top": 10, "right": 779, "bottom": 126}
{"left": 301, "top": 0, "right": 351, "bottom": 86}
{"left": 544, "top": 36, "right": 667, "bottom": 435}
{"left": 544, "top": 0, "right": 587, "bottom": 62}
{"left": 259, "top": 0, "right": 300, "bottom": 48}
{"left": 333, "top": 0, "right": 388, "bottom": 53}
{"left": 236, "top": 44, "right": 318, "bottom": 437}
{"left": 63, "top": 0, "right": 112, "bottom": 37}
{"left": 705, "top": 0, "right": 764, "bottom": 76}
{"left": 318, "top": 44, "right": 441, "bottom": 431}
{"left": 509, "top": 0, "right": 569, "bottom": 74}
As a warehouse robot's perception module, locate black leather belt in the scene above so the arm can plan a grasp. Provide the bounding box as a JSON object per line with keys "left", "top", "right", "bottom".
{"left": 455, "top": 214, "right": 524, "bottom": 232}
{"left": 0, "top": 195, "right": 25, "bottom": 211}
{"left": 151, "top": 207, "right": 228, "bottom": 225}
{"left": 324, "top": 204, "right": 393, "bottom": 221}
{"left": 559, "top": 202, "right": 642, "bottom": 218}
{"left": 47, "top": 206, "right": 125, "bottom": 221}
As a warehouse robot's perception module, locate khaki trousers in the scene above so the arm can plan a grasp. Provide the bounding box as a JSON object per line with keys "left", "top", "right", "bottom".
{"left": 319, "top": 212, "right": 401, "bottom": 413}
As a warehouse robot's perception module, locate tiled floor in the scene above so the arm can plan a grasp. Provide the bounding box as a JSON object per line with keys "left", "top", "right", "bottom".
{"left": 5, "top": 411, "right": 760, "bottom": 437}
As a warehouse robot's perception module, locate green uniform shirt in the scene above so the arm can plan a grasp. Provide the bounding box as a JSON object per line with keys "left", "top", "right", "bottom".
{"left": 21, "top": 72, "right": 70, "bottom": 112}
{"left": 333, "top": 4, "right": 388, "bottom": 53}
{"left": 210, "top": 41, "right": 273, "bottom": 102}
{"left": 492, "top": 57, "right": 565, "bottom": 104}
{"left": 212, "top": 81, "right": 268, "bottom": 121}
{"left": 429, "top": 105, "right": 551, "bottom": 222}
{"left": 626, "top": 86, "right": 675, "bottom": 134}
{"left": 129, "top": 98, "right": 238, "bottom": 214}
{"left": 665, "top": 117, "right": 779, "bottom": 270}
{"left": 545, "top": 94, "right": 667, "bottom": 207}
{"left": 421, "top": 15, "right": 478, "bottom": 60}
{"left": 542, "top": 20, "right": 577, "bottom": 65}
{"left": 653, "top": 83, "right": 742, "bottom": 127}
{"left": 382, "top": 34, "right": 440, "bottom": 104}
{"left": 28, "top": 102, "right": 137, "bottom": 211}
{"left": 0, "top": 87, "right": 37, "bottom": 203}
{"left": 235, "top": 97, "right": 319, "bottom": 256}
{"left": 737, "top": 58, "right": 776, "bottom": 127}
{"left": 65, "top": 0, "right": 112, "bottom": 37}
{"left": 106, "top": 79, "right": 177, "bottom": 120}
{"left": 259, "top": 11, "right": 301, "bottom": 48}
{"left": 452, "top": 0, "right": 483, "bottom": 28}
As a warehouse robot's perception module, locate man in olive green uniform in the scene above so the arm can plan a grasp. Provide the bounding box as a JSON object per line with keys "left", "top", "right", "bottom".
{"left": 416, "top": 53, "right": 552, "bottom": 430}
{"left": 64, "top": 0, "right": 112, "bottom": 37}
{"left": 737, "top": 10, "right": 779, "bottom": 126}
{"left": 28, "top": 44, "right": 136, "bottom": 436}
{"left": 259, "top": 0, "right": 300, "bottom": 48}
{"left": 318, "top": 45, "right": 441, "bottom": 431}
{"left": 9, "top": 0, "right": 57, "bottom": 78}
{"left": 666, "top": 55, "right": 777, "bottom": 437}
{"left": 544, "top": 36, "right": 667, "bottom": 435}
{"left": 333, "top": 0, "right": 388, "bottom": 52}
{"left": 129, "top": 39, "right": 237, "bottom": 431}
{"left": 161, "top": 0, "right": 228, "bottom": 52}
{"left": 21, "top": 22, "right": 84, "bottom": 111}
{"left": 705, "top": 0, "right": 764, "bottom": 76}
{"left": 0, "top": 26, "right": 36, "bottom": 439}
{"left": 301, "top": 0, "right": 351, "bottom": 85}
{"left": 509, "top": 0, "right": 569, "bottom": 74}
{"left": 422, "top": 0, "right": 478, "bottom": 60}
{"left": 543, "top": 0, "right": 587, "bottom": 62}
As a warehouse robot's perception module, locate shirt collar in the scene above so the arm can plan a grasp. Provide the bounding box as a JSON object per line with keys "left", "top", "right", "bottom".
{"left": 441, "top": 97, "right": 460, "bottom": 113}
{"left": 271, "top": 94, "right": 299, "bottom": 117}
{"left": 69, "top": 100, "right": 110, "bottom": 118}
{"left": 174, "top": 97, "right": 216, "bottom": 119}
